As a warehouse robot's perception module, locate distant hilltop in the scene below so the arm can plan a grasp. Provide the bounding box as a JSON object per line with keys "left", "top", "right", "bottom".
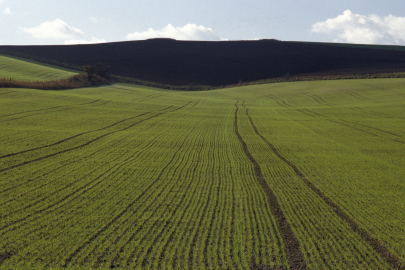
{"left": 2, "top": 39, "right": 405, "bottom": 86}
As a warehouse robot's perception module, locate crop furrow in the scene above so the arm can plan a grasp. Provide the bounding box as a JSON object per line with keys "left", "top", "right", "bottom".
{"left": 137, "top": 158, "right": 201, "bottom": 268}
{"left": 0, "top": 99, "right": 102, "bottom": 119}
{"left": 1, "top": 121, "right": 175, "bottom": 251}
{"left": 62, "top": 139, "right": 181, "bottom": 267}
{"left": 128, "top": 115, "right": 208, "bottom": 268}
{"left": 0, "top": 124, "right": 143, "bottom": 195}
{"left": 300, "top": 108, "right": 405, "bottom": 143}
{"left": 226, "top": 153, "right": 239, "bottom": 269}
{"left": 0, "top": 104, "right": 175, "bottom": 160}
{"left": 346, "top": 107, "right": 400, "bottom": 119}
{"left": 266, "top": 94, "right": 405, "bottom": 144}
{"left": 299, "top": 90, "right": 329, "bottom": 105}
{"left": 186, "top": 166, "right": 215, "bottom": 269}
{"left": 132, "top": 94, "right": 165, "bottom": 102}
{"left": 0, "top": 112, "right": 149, "bottom": 160}
{"left": 343, "top": 90, "right": 377, "bottom": 102}
{"left": 62, "top": 101, "right": 195, "bottom": 267}
{"left": 1, "top": 110, "right": 189, "bottom": 237}
{"left": 0, "top": 102, "right": 191, "bottom": 173}
{"left": 0, "top": 146, "right": 137, "bottom": 235}
{"left": 234, "top": 101, "right": 307, "bottom": 270}
{"left": 0, "top": 107, "right": 77, "bottom": 123}
{"left": 155, "top": 171, "right": 203, "bottom": 268}
{"left": 92, "top": 114, "right": 207, "bottom": 268}
{"left": 243, "top": 105, "right": 402, "bottom": 270}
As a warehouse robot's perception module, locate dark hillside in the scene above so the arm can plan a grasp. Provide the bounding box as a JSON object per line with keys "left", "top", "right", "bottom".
{"left": 2, "top": 39, "right": 405, "bottom": 86}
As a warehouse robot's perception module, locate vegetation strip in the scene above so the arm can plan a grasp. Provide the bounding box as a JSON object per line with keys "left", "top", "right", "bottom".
{"left": 234, "top": 101, "right": 307, "bottom": 269}
{"left": 243, "top": 105, "right": 403, "bottom": 270}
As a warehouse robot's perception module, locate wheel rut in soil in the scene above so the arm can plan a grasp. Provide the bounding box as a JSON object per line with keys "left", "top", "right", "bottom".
{"left": 242, "top": 103, "right": 403, "bottom": 270}
{"left": 0, "top": 102, "right": 192, "bottom": 174}
{"left": 234, "top": 101, "right": 307, "bottom": 270}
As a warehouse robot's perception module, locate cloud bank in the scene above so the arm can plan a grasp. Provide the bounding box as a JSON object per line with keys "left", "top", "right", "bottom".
{"left": 64, "top": 37, "right": 106, "bottom": 45}
{"left": 126, "top": 24, "right": 222, "bottom": 41}
{"left": 22, "top": 19, "right": 106, "bottom": 45}
{"left": 23, "top": 19, "right": 84, "bottom": 39}
{"left": 311, "top": 10, "right": 405, "bottom": 45}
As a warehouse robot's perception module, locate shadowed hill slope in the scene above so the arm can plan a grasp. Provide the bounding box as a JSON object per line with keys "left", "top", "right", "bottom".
{"left": 2, "top": 39, "right": 405, "bottom": 86}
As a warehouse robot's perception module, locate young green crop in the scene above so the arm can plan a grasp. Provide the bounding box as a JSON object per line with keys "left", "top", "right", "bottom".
{"left": 1, "top": 68, "right": 405, "bottom": 269}
{"left": 0, "top": 54, "right": 77, "bottom": 81}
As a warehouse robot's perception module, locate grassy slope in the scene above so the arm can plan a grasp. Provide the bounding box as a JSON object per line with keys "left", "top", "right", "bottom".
{"left": 0, "top": 54, "right": 78, "bottom": 81}
{"left": 0, "top": 59, "right": 404, "bottom": 269}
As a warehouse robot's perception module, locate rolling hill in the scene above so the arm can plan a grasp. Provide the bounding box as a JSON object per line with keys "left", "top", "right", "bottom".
{"left": 2, "top": 39, "right": 405, "bottom": 86}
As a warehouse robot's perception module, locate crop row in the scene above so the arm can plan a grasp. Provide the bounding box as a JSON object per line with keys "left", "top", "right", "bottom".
{"left": 1, "top": 79, "right": 405, "bottom": 269}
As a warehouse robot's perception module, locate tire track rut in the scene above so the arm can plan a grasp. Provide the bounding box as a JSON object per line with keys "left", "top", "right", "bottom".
{"left": 0, "top": 99, "right": 102, "bottom": 119}
{"left": 234, "top": 101, "right": 307, "bottom": 270}
{"left": 243, "top": 103, "right": 403, "bottom": 270}
{"left": 0, "top": 102, "right": 191, "bottom": 174}
{"left": 266, "top": 94, "right": 405, "bottom": 144}
{"left": 61, "top": 101, "right": 193, "bottom": 267}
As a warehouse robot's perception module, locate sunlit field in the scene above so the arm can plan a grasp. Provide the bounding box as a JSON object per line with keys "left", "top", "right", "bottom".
{"left": 1, "top": 58, "right": 404, "bottom": 269}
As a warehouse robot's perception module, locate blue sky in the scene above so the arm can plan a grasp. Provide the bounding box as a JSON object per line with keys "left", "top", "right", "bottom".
{"left": 1, "top": 0, "right": 405, "bottom": 45}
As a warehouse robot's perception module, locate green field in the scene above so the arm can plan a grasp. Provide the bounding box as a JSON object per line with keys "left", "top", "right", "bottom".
{"left": 1, "top": 57, "right": 405, "bottom": 269}
{"left": 0, "top": 54, "right": 78, "bottom": 82}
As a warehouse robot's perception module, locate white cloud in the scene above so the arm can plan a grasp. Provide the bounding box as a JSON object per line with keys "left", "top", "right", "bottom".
{"left": 64, "top": 37, "right": 106, "bottom": 45}
{"left": 311, "top": 10, "right": 405, "bottom": 45}
{"left": 126, "top": 24, "right": 222, "bottom": 41}
{"left": 3, "top": 7, "right": 11, "bottom": 15}
{"left": 90, "top": 17, "right": 98, "bottom": 23}
{"left": 22, "top": 19, "right": 84, "bottom": 39}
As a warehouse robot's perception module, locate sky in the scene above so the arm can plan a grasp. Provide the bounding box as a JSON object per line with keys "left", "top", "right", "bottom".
{"left": 2, "top": 0, "right": 405, "bottom": 46}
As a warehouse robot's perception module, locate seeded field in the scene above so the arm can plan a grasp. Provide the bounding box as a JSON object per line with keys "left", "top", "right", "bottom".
{"left": 0, "top": 54, "right": 77, "bottom": 81}
{"left": 0, "top": 60, "right": 405, "bottom": 269}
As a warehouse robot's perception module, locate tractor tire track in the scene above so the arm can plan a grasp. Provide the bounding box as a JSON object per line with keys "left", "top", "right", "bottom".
{"left": 0, "top": 99, "right": 101, "bottom": 119}
{"left": 61, "top": 101, "right": 193, "bottom": 268}
{"left": 0, "top": 125, "right": 145, "bottom": 196}
{"left": 0, "top": 113, "right": 147, "bottom": 160}
{"left": 234, "top": 101, "right": 307, "bottom": 270}
{"left": 0, "top": 99, "right": 108, "bottom": 123}
{"left": 343, "top": 90, "right": 378, "bottom": 103}
{"left": 299, "top": 90, "right": 330, "bottom": 106}
{"left": 0, "top": 103, "right": 191, "bottom": 174}
{"left": 63, "top": 130, "right": 187, "bottom": 268}
{"left": 266, "top": 94, "right": 405, "bottom": 144}
{"left": 2, "top": 124, "right": 177, "bottom": 243}
{"left": 92, "top": 114, "right": 207, "bottom": 268}
{"left": 0, "top": 104, "right": 175, "bottom": 160}
{"left": 243, "top": 104, "right": 403, "bottom": 270}
{"left": 300, "top": 108, "right": 405, "bottom": 143}
{"left": 346, "top": 107, "right": 405, "bottom": 120}
{"left": 0, "top": 141, "right": 141, "bottom": 235}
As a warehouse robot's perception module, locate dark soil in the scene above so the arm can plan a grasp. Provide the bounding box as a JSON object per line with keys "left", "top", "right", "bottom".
{"left": 2, "top": 39, "right": 405, "bottom": 86}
